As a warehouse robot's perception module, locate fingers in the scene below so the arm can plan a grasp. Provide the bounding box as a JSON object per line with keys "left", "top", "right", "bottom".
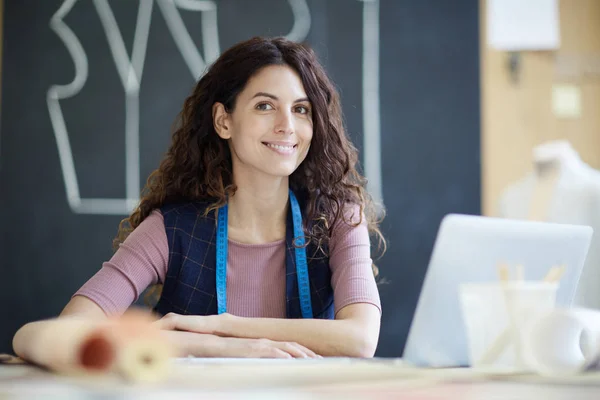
{"left": 294, "top": 343, "right": 320, "bottom": 359}
{"left": 267, "top": 348, "right": 294, "bottom": 359}
{"left": 252, "top": 339, "right": 321, "bottom": 359}
{"left": 278, "top": 342, "right": 320, "bottom": 359}
{"left": 154, "top": 313, "right": 180, "bottom": 330}
{"left": 156, "top": 316, "right": 322, "bottom": 360}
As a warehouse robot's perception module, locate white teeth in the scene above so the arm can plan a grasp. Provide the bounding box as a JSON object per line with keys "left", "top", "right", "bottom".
{"left": 266, "top": 143, "right": 294, "bottom": 150}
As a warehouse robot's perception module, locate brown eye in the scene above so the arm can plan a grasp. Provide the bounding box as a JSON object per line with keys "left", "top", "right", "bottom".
{"left": 256, "top": 103, "right": 274, "bottom": 111}
{"left": 295, "top": 105, "right": 310, "bottom": 115}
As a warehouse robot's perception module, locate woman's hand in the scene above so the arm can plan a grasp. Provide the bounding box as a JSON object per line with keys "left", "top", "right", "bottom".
{"left": 215, "top": 337, "right": 321, "bottom": 359}
{"left": 157, "top": 313, "right": 321, "bottom": 358}
{"left": 162, "top": 331, "right": 320, "bottom": 358}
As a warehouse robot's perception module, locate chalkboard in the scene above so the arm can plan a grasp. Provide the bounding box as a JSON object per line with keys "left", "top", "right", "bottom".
{"left": 0, "top": 0, "right": 480, "bottom": 357}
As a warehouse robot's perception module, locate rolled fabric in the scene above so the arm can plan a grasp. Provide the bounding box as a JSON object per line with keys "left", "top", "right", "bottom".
{"left": 21, "top": 310, "right": 173, "bottom": 382}
{"left": 101, "top": 311, "right": 173, "bottom": 382}
{"left": 524, "top": 308, "right": 600, "bottom": 375}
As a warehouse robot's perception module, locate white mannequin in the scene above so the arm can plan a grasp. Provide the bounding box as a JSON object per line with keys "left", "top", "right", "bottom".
{"left": 498, "top": 140, "right": 600, "bottom": 309}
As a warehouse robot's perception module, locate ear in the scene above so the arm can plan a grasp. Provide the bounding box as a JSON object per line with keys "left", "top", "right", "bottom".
{"left": 212, "top": 102, "right": 231, "bottom": 139}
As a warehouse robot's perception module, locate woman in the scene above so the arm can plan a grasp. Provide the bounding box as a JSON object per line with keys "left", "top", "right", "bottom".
{"left": 14, "top": 36, "right": 384, "bottom": 360}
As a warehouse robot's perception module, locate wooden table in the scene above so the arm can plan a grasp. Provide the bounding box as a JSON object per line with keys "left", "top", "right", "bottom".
{"left": 1, "top": 358, "right": 599, "bottom": 399}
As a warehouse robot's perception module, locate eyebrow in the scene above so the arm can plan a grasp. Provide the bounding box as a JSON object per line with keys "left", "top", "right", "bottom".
{"left": 252, "top": 92, "right": 310, "bottom": 104}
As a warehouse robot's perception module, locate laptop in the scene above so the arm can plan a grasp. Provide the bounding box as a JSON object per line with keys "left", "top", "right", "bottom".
{"left": 402, "top": 213, "right": 593, "bottom": 367}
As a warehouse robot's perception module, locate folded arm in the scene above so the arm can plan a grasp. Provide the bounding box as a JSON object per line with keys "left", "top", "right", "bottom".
{"left": 159, "top": 302, "right": 381, "bottom": 358}
{"left": 14, "top": 296, "right": 318, "bottom": 362}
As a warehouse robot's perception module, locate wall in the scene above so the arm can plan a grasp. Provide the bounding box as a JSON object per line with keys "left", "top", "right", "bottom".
{"left": 481, "top": 0, "right": 600, "bottom": 216}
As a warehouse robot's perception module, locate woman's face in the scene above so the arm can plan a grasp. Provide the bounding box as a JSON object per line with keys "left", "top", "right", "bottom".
{"left": 213, "top": 65, "right": 313, "bottom": 180}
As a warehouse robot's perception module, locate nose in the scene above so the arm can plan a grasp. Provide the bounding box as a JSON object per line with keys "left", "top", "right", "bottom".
{"left": 274, "top": 109, "right": 294, "bottom": 135}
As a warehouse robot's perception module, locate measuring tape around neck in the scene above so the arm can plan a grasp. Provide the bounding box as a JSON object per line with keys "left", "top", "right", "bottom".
{"left": 215, "top": 190, "right": 313, "bottom": 318}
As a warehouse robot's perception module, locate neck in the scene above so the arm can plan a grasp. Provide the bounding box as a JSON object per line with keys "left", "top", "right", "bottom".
{"left": 227, "top": 169, "right": 290, "bottom": 244}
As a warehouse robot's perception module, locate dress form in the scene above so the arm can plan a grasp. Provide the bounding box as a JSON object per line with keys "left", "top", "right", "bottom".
{"left": 498, "top": 141, "right": 600, "bottom": 309}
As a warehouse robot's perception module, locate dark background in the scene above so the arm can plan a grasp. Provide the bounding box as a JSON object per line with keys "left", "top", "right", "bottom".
{"left": 0, "top": 0, "right": 480, "bottom": 357}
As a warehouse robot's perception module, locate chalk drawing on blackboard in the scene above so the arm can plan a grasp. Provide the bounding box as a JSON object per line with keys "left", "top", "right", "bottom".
{"left": 284, "top": 0, "right": 311, "bottom": 42}
{"left": 46, "top": 0, "right": 385, "bottom": 216}
{"left": 360, "top": 0, "right": 383, "bottom": 211}
{"left": 47, "top": 0, "right": 221, "bottom": 215}
{"left": 95, "top": 0, "right": 154, "bottom": 213}
{"left": 156, "top": 0, "right": 220, "bottom": 79}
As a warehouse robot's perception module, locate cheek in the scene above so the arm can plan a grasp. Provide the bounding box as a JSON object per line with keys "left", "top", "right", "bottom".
{"left": 230, "top": 119, "right": 264, "bottom": 144}
{"left": 299, "top": 128, "right": 313, "bottom": 159}
{"left": 299, "top": 121, "right": 314, "bottom": 144}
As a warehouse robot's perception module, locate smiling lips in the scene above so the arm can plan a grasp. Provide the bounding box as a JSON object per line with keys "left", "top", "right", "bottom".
{"left": 262, "top": 141, "right": 297, "bottom": 156}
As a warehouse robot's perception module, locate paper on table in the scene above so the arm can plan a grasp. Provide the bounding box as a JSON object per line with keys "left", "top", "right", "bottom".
{"left": 524, "top": 308, "right": 600, "bottom": 375}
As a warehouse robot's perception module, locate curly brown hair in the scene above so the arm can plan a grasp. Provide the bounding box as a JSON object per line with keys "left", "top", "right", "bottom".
{"left": 114, "top": 36, "right": 385, "bottom": 267}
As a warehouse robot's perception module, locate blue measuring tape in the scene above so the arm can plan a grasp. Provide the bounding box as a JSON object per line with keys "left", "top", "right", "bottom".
{"left": 215, "top": 199, "right": 229, "bottom": 316}
{"left": 215, "top": 190, "right": 313, "bottom": 318}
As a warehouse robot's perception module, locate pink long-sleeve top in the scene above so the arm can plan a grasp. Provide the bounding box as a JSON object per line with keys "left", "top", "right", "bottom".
{"left": 75, "top": 207, "right": 381, "bottom": 318}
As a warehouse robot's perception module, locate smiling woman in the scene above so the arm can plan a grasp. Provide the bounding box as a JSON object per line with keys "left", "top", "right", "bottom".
{"left": 212, "top": 65, "right": 314, "bottom": 181}
{"left": 13, "top": 36, "right": 386, "bottom": 361}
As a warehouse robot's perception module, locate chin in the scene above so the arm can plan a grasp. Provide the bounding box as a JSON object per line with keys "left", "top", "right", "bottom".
{"left": 260, "top": 165, "right": 298, "bottom": 178}
{"left": 268, "top": 170, "right": 296, "bottom": 178}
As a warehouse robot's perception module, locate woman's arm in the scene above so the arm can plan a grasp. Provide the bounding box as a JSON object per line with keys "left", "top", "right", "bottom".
{"left": 159, "top": 303, "right": 380, "bottom": 357}
{"left": 13, "top": 210, "right": 168, "bottom": 362}
{"left": 12, "top": 296, "right": 107, "bottom": 361}
{"left": 225, "top": 303, "right": 380, "bottom": 357}
{"left": 14, "top": 296, "right": 318, "bottom": 362}
{"left": 162, "top": 330, "right": 319, "bottom": 358}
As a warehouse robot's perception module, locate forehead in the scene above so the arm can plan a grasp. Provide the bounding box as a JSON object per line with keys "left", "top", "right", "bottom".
{"left": 239, "top": 65, "right": 307, "bottom": 100}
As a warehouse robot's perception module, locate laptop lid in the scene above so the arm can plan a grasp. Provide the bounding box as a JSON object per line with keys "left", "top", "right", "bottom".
{"left": 402, "top": 214, "right": 593, "bottom": 367}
